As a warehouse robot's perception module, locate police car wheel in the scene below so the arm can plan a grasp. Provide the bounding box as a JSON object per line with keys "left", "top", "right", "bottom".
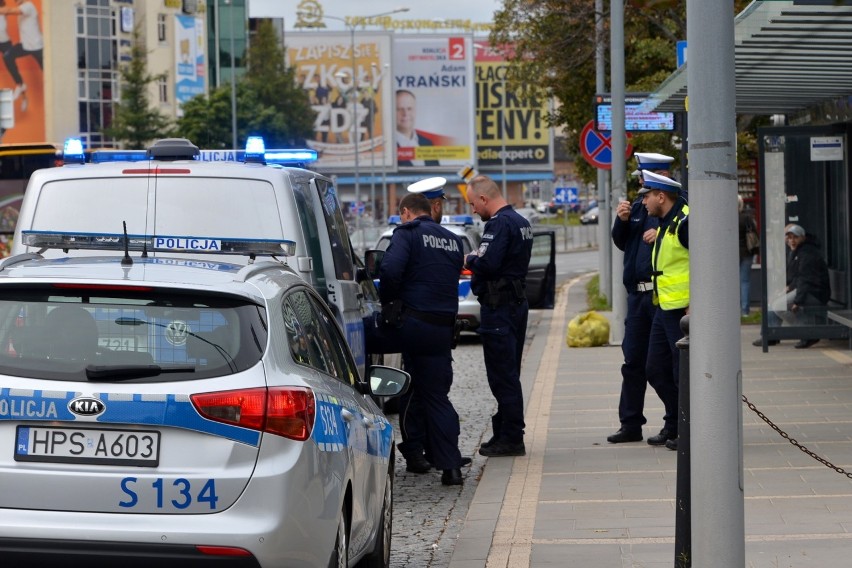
{"left": 358, "top": 463, "right": 393, "bottom": 568}
{"left": 329, "top": 505, "right": 349, "bottom": 568}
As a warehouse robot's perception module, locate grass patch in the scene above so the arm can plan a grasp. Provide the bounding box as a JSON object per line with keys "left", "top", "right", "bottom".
{"left": 586, "top": 274, "right": 611, "bottom": 311}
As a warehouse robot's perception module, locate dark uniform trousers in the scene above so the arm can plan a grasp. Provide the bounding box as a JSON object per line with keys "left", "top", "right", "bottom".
{"left": 645, "top": 306, "right": 686, "bottom": 434}
{"left": 479, "top": 299, "right": 528, "bottom": 444}
{"left": 365, "top": 314, "right": 462, "bottom": 470}
{"left": 619, "top": 290, "right": 657, "bottom": 429}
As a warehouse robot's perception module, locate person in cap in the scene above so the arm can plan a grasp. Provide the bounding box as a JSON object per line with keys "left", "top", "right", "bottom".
{"left": 752, "top": 223, "right": 830, "bottom": 349}
{"left": 606, "top": 152, "right": 672, "bottom": 444}
{"left": 408, "top": 176, "right": 447, "bottom": 223}
{"left": 639, "top": 170, "right": 688, "bottom": 451}
{"left": 364, "top": 192, "right": 468, "bottom": 485}
{"left": 465, "top": 174, "right": 534, "bottom": 457}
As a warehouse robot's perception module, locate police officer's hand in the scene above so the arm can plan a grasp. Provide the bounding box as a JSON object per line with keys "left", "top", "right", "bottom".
{"left": 616, "top": 199, "right": 631, "bottom": 221}
{"left": 642, "top": 229, "right": 657, "bottom": 244}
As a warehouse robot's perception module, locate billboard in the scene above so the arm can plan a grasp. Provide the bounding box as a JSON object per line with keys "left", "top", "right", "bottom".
{"left": 392, "top": 36, "right": 475, "bottom": 170}
{"left": 594, "top": 93, "right": 675, "bottom": 132}
{"left": 287, "top": 32, "right": 393, "bottom": 172}
{"left": 474, "top": 41, "right": 551, "bottom": 170}
{"left": 0, "top": 0, "right": 45, "bottom": 143}
{"left": 174, "top": 15, "right": 206, "bottom": 117}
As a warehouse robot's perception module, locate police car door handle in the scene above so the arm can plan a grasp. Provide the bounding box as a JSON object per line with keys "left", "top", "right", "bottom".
{"left": 341, "top": 409, "right": 357, "bottom": 423}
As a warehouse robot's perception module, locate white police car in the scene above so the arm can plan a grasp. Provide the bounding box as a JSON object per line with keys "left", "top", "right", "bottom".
{"left": 12, "top": 137, "right": 387, "bottom": 383}
{"left": 0, "top": 237, "right": 409, "bottom": 567}
{"left": 375, "top": 215, "right": 483, "bottom": 330}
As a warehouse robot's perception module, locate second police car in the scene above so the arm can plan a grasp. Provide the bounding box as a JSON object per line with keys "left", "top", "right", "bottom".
{"left": 12, "top": 137, "right": 389, "bottom": 383}
{"left": 0, "top": 239, "right": 409, "bottom": 567}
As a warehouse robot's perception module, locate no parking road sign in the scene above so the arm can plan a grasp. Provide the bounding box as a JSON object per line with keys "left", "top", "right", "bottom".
{"left": 579, "top": 120, "right": 633, "bottom": 170}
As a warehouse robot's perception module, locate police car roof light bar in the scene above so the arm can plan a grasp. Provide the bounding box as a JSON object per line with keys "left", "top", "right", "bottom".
{"left": 63, "top": 138, "right": 86, "bottom": 165}
{"left": 244, "top": 136, "right": 266, "bottom": 164}
{"left": 21, "top": 231, "right": 297, "bottom": 257}
{"left": 90, "top": 150, "right": 149, "bottom": 164}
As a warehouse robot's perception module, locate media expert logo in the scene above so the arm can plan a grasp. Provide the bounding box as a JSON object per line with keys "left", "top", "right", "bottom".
{"left": 69, "top": 397, "right": 106, "bottom": 417}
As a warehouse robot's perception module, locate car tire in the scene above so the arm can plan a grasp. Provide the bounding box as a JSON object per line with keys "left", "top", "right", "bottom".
{"left": 357, "top": 462, "right": 393, "bottom": 568}
{"left": 328, "top": 504, "right": 349, "bottom": 568}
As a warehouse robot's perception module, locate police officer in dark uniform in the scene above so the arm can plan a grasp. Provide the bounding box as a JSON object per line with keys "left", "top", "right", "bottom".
{"left": 465, "top": 175, "right": 533, "bottom": 457}
{"left": 365, "top": 192, "right": 467, "bottom": 485}
{"left": 607, "top": 152, "right": 671, "bottom": 444}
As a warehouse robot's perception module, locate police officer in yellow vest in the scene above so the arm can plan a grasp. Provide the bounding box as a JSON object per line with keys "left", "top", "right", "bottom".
{"left": 638, "top": 170, "right": 689, "bottom": 451}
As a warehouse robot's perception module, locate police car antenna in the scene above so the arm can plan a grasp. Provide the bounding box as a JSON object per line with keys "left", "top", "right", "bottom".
{"left": 120, "top": 221, "right": 133, "bottom": 267}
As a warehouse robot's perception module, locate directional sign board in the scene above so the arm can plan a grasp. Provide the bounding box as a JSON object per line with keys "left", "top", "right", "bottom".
{"left": 579, "top": 120, "right": 633, "bottom": 170}
{"left": 553, "top": 187, "right": 578, "bottom": 205}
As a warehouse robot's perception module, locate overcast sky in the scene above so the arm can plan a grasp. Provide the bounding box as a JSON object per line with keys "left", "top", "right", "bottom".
{"left": 260, "top": 0, "right": 503, "bottom": 31}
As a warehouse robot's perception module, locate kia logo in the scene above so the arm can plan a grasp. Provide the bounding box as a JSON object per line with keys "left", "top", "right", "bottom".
{"left": 68, "top": 397, "right": 106, "bottom": 417}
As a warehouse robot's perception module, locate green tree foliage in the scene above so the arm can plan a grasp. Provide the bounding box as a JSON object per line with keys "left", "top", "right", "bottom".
{"left": 175, "top": 19, "right": 315, "bottom": 149}
{"left": 242, "top": 19, "right": 315, "bottom": 146}
{"left": 103, "top": 29, "right": 172, "bottom": 149}
{"left": 491, "top": 0, "right": 753, "bottom": 187}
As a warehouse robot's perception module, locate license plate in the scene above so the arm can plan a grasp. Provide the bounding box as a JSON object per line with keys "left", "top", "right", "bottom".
{"left": 15, "top": 426, "right": 160, "bottom": 467}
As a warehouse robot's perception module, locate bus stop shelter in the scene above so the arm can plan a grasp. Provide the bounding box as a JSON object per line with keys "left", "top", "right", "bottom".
{"left": 645, "top": 0, "right": 852, "bottom": 347}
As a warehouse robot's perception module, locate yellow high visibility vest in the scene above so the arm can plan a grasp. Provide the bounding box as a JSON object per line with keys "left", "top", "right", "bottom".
{"left": 652, "top": 204, "right": 689, "bottom": 310}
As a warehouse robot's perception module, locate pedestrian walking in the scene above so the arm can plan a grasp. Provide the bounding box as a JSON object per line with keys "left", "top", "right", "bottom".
{"left": 465, "top": 175, "right": 534, "bottom": 457}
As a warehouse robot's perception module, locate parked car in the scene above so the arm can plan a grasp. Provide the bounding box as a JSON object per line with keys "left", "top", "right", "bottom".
{"left": 580, "top": 206, "right": 600, "bottom": 225}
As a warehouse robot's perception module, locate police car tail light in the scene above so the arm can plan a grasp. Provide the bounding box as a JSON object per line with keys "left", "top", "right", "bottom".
{"left": 191, "top": 387, "right": 315, "bottom": 441}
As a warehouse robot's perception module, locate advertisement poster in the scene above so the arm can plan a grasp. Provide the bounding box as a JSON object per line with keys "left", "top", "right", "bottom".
{"left": 287, "top": 32, "right": 393, "bottom": 172}
{"left": 174, "top": 15, "right": 206, "bottom": 117}
{"left": 392, "top": 36, "right": 475, "bottom": 170}
{"left": 0, "top": 0, "right": 45, "bottom": 143}
{"left": 474, "top": 41, "right": 551, "bottom": 170}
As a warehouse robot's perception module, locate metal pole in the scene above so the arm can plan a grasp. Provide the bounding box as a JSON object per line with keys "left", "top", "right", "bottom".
{"left": 214, "top": 1, "right": 221, "bottom": 87}
{"left": 686, "top": 0, "right": 744, "bottom": 564}
{"left": 674, "top": 315, "right": 692, "bottom": 567}
{"left": 595, "top": 0, "right": 611, "bottom": 304}
{"left": 349, "top": 25, "right": 361, "bottom": 236}
{"left": 501, "top": 76, "right": 507, "bottom": 201}
{"left": 227, "top": 0, "right": 237, "bottom": 150}
{"left": 609, "top": 0, "right": 626, "bottom": 345}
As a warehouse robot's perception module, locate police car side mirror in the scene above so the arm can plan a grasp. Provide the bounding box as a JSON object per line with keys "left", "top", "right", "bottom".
{"left": 363, "top": 249, "right": 384, "bottom": 280}
{"left": 362, "top": 364, "right": 410, "bottom": 398}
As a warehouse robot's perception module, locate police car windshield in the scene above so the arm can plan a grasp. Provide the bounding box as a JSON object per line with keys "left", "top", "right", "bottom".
{"left": 0, "top": 286, "right": 267, "bottom": 382}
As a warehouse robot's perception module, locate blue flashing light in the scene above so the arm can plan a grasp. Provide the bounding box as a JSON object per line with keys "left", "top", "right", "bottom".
{"left": 264, "top": 149, "right": 318, "bottom": 165}
{"left": 90, "top": 150, "right": 149, "bottom": 164}
{"left": 63, "top": 138, "right": 85, "bottom": 164}
{"left": 388, "top": 215, "right": 401, "bottom": 225}
{"left": 245, "top": 136, "right": 266, "bottom": 163}
{"left": 442, "top": 215, "right": 474, "bottom": 225}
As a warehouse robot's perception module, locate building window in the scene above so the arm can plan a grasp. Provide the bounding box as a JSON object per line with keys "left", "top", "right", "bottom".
{"left": 76, "top": 0, "right": 118, "bottom": 148}
{"left": 157, "top": 14, "right": 167, "bottom": 43}
{"left": 159, "top": 77, "right": 168, "bottom": 104}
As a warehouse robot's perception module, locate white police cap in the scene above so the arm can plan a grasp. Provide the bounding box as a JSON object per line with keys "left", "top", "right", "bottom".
{"left": 407, "top": 176, "right": 447, "bottom": 200}
{"left": 637, "top": 170, "right": 682, "bottom": 194}
{"left": 633, "top": 152, "right": 674, "bottom": 177}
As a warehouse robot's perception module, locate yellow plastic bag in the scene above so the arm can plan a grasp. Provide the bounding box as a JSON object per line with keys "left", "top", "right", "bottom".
{"left": 566, "top": 311, "right": 610, "bottom": 347}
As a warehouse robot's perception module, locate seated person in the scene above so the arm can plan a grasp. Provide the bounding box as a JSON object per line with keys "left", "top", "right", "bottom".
{"left": 756, "top": 224, "right": 830, "bottom": 349}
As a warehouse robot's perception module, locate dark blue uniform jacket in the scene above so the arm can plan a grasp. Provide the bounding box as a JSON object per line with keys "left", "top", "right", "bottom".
{"left": 612, "top": 198, "right": 658, "bottom": 288}
{"left": 380, "top": 215, "right": 463, "bottom": 316}
{"left": 466, "top": 205, "right": 533, "bottom": 296}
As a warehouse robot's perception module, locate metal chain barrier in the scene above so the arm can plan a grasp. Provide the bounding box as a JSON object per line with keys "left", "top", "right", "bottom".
{"left": 742, "top": 394, "right": 852, "bottom": 479}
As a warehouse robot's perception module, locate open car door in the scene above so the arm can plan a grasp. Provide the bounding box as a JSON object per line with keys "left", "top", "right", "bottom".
{"left": 526, "top": 229, "right": 556, "bottom": 309}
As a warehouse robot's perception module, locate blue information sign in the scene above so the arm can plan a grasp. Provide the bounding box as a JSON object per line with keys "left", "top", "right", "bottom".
{"left": 553, "top": 187, "right": 578, "bottom": 205}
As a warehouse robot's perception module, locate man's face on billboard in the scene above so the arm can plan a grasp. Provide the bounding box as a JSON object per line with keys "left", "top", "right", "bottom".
{"left": 395, "top": 92, "right": 416, "bottom": 136}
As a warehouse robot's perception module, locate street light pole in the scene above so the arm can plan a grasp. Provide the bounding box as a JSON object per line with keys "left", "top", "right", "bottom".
{"left": 316, "top": 9, "right": 409, "bottom": 237}
{"left": 501, "top": 75, "right": 507, "bottom": 201}
{"left": 224, "top": 0, "right": 237, "bottom": 150}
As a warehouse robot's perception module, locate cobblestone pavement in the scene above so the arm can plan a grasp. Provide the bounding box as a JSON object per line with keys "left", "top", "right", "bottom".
{"left": 388, "top": 313, "right": 542, "bottom": 567}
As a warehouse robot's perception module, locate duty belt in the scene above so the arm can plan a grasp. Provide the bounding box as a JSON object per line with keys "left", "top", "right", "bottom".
{"left": 405, "top": 307, "right": 456, "bottom": 327}
{"left": 637, "top": 281, "right": 654, "bottom": 293}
